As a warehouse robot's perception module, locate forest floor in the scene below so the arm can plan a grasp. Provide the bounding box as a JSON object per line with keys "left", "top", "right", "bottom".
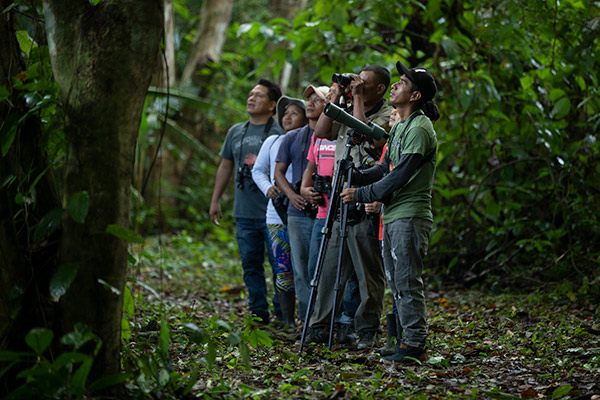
{"left": 127, "top": 233, "right": 600, "bottom": 399}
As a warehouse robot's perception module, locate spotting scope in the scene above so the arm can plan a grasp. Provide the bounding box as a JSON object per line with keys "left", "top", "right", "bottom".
{"left": 323, "top": 103, "right": 388, "bottom": 141}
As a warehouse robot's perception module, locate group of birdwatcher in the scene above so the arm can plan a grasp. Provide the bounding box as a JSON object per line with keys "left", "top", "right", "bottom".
{"left": 209, "top": 60, "right": 440, "bottom": 363}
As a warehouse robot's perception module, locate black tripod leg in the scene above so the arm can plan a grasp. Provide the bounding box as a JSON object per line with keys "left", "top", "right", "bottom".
{"left": 298, "top": 223, "right": 331, "bottom": 352}
{"left": 298, "top": 152, "right": 348, "bottom": 353}
{"left": 327, "top": 165, "right": 353, "bottom": 350}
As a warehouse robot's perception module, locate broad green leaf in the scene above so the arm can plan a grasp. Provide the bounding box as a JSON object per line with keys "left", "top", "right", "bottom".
{"left": 97, "top": 278, "right": 120, "bottom": 295}
{"left": 183, "top": 323, "right": 207, "bottom": 344}
{"left": 520, "top": 74, "right": 534, "bottom": 89}
{"left": 0, "top": 113, "right": 19, "bottom": 157}
{"left": 0, "top": 85, "right": 9, "bottom": 102}
{"left": 71, "top": 357, "right": 93, "bottom": 395}
{"left": 1, "top": 174, "right": 15, "bottom": 190}
{"left": 53, "top": 351, "right": 89, "bottom": 369}
{"left": 67, "top": 191, "right": 90, "bottom": 223}
{"left": 158, "top": 368, "right": 170, "bottom": 387}
{"left": 105, "top": 224, "right": 143, "bottom": 243}
{"left": 227, "top": 332, "right": 241, "bottom": 346}
{"left": 25, "top": 328, "right": 53, "bottom": 355}
{"left": 127, "top": 252, "right": 137, "bottom": 265}
{"left": 549, "top": 88, "right": 566, "bottom": 102}
{"left": 88, "top": 373, "right": 131, "bottom": 392}
{"left": 0, "top": 351, "right": 31, "bottom": 362}
{"left": 121, "top": 317, "right": 131, "bottom": 342}
{"left": 60, "top": 323, "right": 94, "bottom": 350}
{"left": 551, "top": 97, "right": 571, "bottom": 120}
{"left": 239, "top": 342, "right": 250, "bottom": 368}
{"left": 552, "top": 385, "right": 573, "bottom": 399}
{"left": 33, "top": 208, "right": 64, "bottom": 242}
{"left": 122, "top": 285, "right": 134, "bottom": 318}
{"left": 158, "top": 319, "right": 170, "bottom": 363}
{"left": 206, "top": 341, "right": 216, "bottom": 369}
{"left": 49, "top": 262, "right": 80, "bottom": 302}
{"left": 250, "top": 329, "right": 272, "bottom": 348}
{"left": 183, "top": 369, "right": 200, "bottom": 395}
{"left": 15, "top": 30, "right": 36, "bottom": 57}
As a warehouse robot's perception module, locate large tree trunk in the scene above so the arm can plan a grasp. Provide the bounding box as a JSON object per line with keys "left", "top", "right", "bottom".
{"left": 42, "top": 0, "right": 163, "bottom": 379}
{"left": 1, "top": 0, "right": 163, "bottom": 388}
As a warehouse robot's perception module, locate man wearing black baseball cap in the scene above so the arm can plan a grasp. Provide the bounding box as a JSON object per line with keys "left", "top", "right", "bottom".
{"left": 340, "top": 61, "right": 440, "bottom": 363}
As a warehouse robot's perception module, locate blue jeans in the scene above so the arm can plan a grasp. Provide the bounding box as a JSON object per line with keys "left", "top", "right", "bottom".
{"left": 287, "top": 215, "right": 315, "bottom": 321}
{"left": 382, "top": 217, "right": 432, "bottom": 348}
{"left": 235, "top": 218, "right": 279, "bottom": 322}
{"left": 309, "top": 218, "right": 359, "bottom": 325}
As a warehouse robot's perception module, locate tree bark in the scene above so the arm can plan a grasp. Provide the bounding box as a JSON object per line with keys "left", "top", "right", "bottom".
{"left": 268, "top": 0, "right": 307, "bottom": 22}
{"left": 0, "top": 0, "right": 165, "bottom": 382}
{"left": 180, "top": 0, "right": 234, "bottom": 83}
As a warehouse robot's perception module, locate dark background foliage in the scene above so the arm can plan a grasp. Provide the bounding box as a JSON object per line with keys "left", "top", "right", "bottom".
{"left": 151, "top": 0, "right": 600, "bottom": 294}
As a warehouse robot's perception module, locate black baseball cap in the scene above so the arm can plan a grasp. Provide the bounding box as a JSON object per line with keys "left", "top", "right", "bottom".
{"left": 396, "top": 61, "right": 437, "bottom": 103}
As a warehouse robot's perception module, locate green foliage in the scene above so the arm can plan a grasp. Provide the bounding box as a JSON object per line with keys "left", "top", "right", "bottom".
{"left": 0, "top": 324, "right": 106, "bottom": 400}
{"left": 146, "top": 0, "right": 600, "bottom": 292}
{"left": 218, "top": 0, "right": 600, "bottom": 292}
{"left": 49, "top": 262, "right": 80, "bottom": 302}
{"left": 124, "top": 233, "right": 600, "bottom": 398}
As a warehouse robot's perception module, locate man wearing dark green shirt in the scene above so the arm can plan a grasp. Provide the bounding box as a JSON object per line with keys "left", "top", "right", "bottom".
{"left": 341, "top": 61, "right": 440, "bottom": 362}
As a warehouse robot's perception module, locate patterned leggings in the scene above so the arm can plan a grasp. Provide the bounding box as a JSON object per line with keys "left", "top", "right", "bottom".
{"left": 267, "top": 224, "right": 295, "bottom": 293}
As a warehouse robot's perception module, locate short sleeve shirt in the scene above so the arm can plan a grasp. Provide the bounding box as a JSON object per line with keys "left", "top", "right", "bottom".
{"left": 220, "top": 118, "right": 283, "bottom": 219}
{"left": 307, "top": 132, "right": 336, "bottom": 219}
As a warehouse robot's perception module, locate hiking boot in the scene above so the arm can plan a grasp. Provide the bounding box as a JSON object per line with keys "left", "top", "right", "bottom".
{"left": 379, "top": 313, "right": 401, "bottom": 356}
{"left": 336, "top": 322, "right": 357, "bottom": 345}
{"left": 382, "top": 344, "right": 427, "bottom": 363}
{"left": 356, "top": 330, "right": 377, "bottom": 350}
{"left": 378, "top": 338, "right": 399, "bottom": 356}
{"left": 277, "top": 291, "right": 296, "bottom": 334}
{"left": 304, "top": 327, "right": 329, "bottom": 345}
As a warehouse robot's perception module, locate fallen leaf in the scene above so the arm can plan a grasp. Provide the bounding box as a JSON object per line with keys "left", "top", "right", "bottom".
{"left": 520, "top": 386, "right": 537, "bottom": 398}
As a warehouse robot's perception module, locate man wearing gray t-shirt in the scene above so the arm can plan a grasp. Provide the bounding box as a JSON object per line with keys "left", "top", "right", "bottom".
{"left": 210, "top": 79, "right": 284, "bottom": 324}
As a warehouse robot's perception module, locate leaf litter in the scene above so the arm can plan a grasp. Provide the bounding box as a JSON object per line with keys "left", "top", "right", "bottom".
{"left": 129, "top": 235, "right": 600, "bottom": 399}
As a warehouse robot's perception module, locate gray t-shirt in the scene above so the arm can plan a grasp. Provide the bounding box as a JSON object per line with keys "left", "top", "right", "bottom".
{"left": 220, "top": 119, "right": 283, "bottom": 219}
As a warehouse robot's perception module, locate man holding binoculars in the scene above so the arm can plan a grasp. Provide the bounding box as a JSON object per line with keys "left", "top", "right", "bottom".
{"left": 305, "top": 65, "right": 394, "bottom": 349}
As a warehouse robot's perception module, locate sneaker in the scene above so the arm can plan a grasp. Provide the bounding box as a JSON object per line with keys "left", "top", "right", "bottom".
{"left": 356, "top": 330, "right": 377, "bottom": 350}
{"left": 382, "top": 344, "right": 427, "bottom": 363}
{"left": 304, "top": 327, "right": 329, "bottom": 345}
{"left": 336, "top": 323, "right": 358, "bottom": 344}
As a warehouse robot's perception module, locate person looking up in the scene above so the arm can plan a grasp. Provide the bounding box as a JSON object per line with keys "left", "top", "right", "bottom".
{"left": 274, "top": 85, "right": 329, "bottom": 322}
{"left": 251, "top": 96, "right": 306, "bottom": 332}
{"left": 340, "top": 61, "right": 440, "bottom": 363}
{"left": 209, "top": 78, "right": 284, "bottom": 324}
{"left": 305, "top": 65, "right": 393, "bottom": 350}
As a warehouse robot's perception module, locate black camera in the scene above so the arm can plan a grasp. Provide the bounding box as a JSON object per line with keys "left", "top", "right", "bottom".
{"left": 237, "top": 163, "right": 253, "bottom": 189}
{"left": 272, "top": 191, "right": 287, "bottom": 210}
{"left": 272, "top": 192, "right": 289, "bottom": 224}
{"left": 303, "top": 203, "right": 318, "bottom": 219}
{"left": 312, "top": 173, "right": 332, "bottom": 196}
{"left": 292, "top": 180, "right": 317, "bottom": 219}
{"left": 332, "top": 73, "right": 353, "bottom": 87}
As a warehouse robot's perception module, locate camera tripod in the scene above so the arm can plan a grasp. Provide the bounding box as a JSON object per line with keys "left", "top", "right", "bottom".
{"left": 298, "top": 130, "right": 364, "bottom": 352}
